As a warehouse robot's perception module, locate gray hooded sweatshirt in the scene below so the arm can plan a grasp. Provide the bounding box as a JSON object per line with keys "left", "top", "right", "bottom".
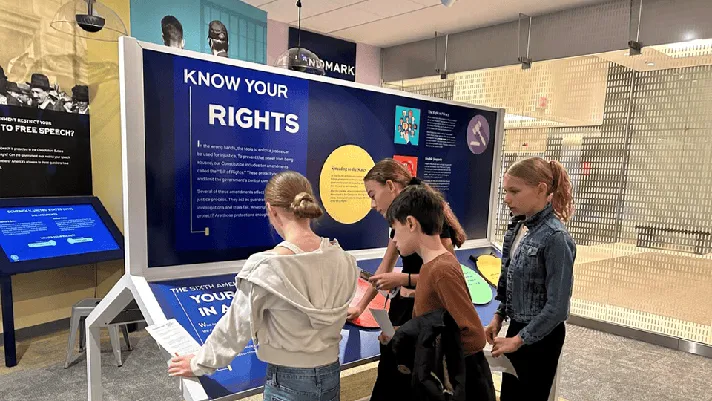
{"left": 190, "top": 238, "right": 359, "bottom": 375}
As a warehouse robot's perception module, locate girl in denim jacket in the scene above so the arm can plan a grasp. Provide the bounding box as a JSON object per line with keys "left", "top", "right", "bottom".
{"left": 485, "top": 157, "right": 576, "bottom": 401}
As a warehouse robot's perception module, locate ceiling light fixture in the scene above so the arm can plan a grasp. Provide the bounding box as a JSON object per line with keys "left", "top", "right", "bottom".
{"left": 274, "top": 1, "right": 325, "bottom": 76}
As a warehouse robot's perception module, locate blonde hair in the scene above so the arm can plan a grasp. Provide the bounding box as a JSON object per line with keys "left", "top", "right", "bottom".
{"left": 507, "top": 157, "right": 574, "bottom": 222}
{"left": 265, "top": 171, "right": 323, "bottom": 219}
{"left": 364, "top": 158, "right": 467, "bottom": 247}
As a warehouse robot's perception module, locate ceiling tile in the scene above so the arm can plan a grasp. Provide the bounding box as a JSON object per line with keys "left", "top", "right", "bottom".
{"left": 295, "top": 0, "right": 362, "bottom": 20}
{"left": 253, "top": 0, "right": 617, "bottom": 48}
{"left": 356, "top": 0, "right": 426, "bottom": 18}
{"left": 301, "top": 6, "right": 379, "bottom": 33}
{"left": 259, "top": 0, "right": 300, "bottom": 22}
{"left": 409, "top": 0, "right": 442, "bottom": 5}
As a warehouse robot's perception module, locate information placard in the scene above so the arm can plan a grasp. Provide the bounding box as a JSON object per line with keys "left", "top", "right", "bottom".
{"left": 0, "top": 106, "right": 92, "bottom": 198}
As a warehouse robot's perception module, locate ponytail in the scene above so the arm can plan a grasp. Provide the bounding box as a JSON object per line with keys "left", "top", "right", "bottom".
{"left": 507, "top": 157, "right": 574, "bottom": 222}
{"left": 548, "top": 160, "right": 574, "bottom": 222}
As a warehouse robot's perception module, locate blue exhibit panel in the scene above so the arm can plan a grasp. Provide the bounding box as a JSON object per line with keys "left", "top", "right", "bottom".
{"left": 142, "top": 48, "right": 499, "bottom": 268}
{"left": 149, "top": 247, "right": 499, "bottom": 399}
{"left": 0, "top": 204, "right": 119, "bottom": 263}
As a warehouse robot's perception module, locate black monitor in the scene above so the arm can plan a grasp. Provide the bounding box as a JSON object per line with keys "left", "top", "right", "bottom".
{"left": 0, "top": 196, "right": 124, "bottom": 275}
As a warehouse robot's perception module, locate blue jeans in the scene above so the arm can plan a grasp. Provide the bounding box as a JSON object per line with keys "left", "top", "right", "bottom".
{"left": 263, "top": 361, "right": 340, "bottom": 401}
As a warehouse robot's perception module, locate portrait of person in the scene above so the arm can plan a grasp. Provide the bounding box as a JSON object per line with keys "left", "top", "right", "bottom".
{"left": 0, "top": 66, "right": 20, "bottom": 107}
{"left": 8, "top": 82, "right": 31, "bottom": 107}
{"left": 28, "top": 74, "right": 62, "bottom": 111}
{"left": 71, "top": 85, "right": 89, "bottom": 114}
{"left": 208, "top": 20, "right": 229, "bottom": 58}
{"left": 161, "top": 15, "right": 185, "bottom": 49}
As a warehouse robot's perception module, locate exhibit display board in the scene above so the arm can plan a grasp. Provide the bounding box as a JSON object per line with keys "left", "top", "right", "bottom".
{"left": 139, "top": 47, "right": 500, "bottom": 269}
{"left": 90, "top": 37, "right": 503, "bottom": 401}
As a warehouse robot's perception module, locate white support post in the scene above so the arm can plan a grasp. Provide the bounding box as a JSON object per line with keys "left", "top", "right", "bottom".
{"left": 86, "top": 325, "right": 102, "bottom": 401}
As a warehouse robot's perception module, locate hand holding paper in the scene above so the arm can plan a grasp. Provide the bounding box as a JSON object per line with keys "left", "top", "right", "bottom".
{"left": 146, "top": 319, "right": 202, "bottom": 356}
{"left": 168, "top": 353, "right": 196, "bottom": 377}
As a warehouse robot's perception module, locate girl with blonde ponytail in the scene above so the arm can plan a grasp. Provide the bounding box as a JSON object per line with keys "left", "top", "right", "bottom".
{"left": 484, "top": 157, "right": 576, "bottom": 401}
{"left": 168, "top": 171, "right": 358, "bottom": 401}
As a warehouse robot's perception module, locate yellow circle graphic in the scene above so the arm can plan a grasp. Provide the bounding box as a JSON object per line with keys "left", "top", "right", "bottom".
{"left": 319, "top": 145, "right": 375, "bottom": 224}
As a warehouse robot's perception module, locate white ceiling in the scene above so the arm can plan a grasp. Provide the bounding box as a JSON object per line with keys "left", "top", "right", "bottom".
{"left": 244, "top": 0, "right": 609, "bottom": 47}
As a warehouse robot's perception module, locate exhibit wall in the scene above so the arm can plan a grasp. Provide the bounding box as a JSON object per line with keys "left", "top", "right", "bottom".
{"left": 0, "top": 0, "right": 130, "bottom": 335}
{"left": 386, "top": 41, "right": 712, "bottom": 346}
{"left": 0, "top": 4, "right": 380, "bottom": 336}
{"left": 130, "top": 0, "right": 267, "bottom": 63}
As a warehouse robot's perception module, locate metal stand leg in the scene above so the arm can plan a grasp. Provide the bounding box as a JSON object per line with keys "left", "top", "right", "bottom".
{"left": 65, "top": 312, "right": 81, "bottom": 368}
{"left": 120, "top": 325, "right": 132, "bottom": 351}
{"left": 78, "top": 316, "right": 87, "bottom": 353}
{"left": 108, "top": 325, "right": 122, "bottom": 367}
{"left": 1, "top": 274, "right": 16, "bottom": 367}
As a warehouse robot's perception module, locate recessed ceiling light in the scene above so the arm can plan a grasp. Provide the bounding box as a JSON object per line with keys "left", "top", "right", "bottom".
{"left": 646, "top": 61, "right": 655, "bottom": 66}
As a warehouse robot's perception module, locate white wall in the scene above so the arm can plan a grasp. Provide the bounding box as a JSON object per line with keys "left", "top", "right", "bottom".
{"left": 267, "top": 18, "right": 289, "bottom": 67}
{"left": 267, "top": 19, "right": 381, "bottom": 86}
{"left": 355, "top": 42, "right": 381, "bottom": 86}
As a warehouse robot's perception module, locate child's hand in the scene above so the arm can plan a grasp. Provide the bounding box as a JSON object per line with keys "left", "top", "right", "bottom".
{"left": 369, "top": 273, "right": 404, "bottom": 291}
{"left": 378, "top": 332, "right": 392, "bottom": 345}
{"left": 168, "top": 354, "right": 196, "bottom": 377}
{"left": 492, "top": 336, "right": 523, "bottom": 357}
{"left": 347, "top": 306, "right": 363, "bottom": 321}
{"left": 485, "top": 315, "right": 503, "bottom": 345}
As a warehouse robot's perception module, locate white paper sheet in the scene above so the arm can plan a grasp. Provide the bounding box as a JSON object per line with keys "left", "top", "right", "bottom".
{"left": 483, "top": 344, "right": 518, "bottom": 377}
{"left": 146, "top": 319, "right": 202, "bottom": 356}
{"left": 369, "top": 308, "right": 396, "bottom": 337}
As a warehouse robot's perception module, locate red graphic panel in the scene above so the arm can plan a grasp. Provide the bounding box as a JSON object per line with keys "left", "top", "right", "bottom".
{"left": 393, "top": 155, "right": 418, "bottom": 177}
{"left": 348, "top": 278, "right": 390, "bottom": 329}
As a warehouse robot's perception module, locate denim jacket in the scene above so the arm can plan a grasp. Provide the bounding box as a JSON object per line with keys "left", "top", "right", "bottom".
{"left": 496, "top": 204, "right": 576, "bottom": 345}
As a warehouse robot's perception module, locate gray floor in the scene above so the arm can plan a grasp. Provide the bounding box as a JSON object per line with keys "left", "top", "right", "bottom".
{"left": 1, "top": 325, "right": 711, "bottom": 401}
{"left": 558, "top": 326, "right": 712, "bottom": 401}
{"left": 1, "top": 332, "right": 182, "bottom": 401}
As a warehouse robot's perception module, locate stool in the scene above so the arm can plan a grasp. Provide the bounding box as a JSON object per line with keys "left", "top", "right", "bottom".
{"left": 64, "top": 298, "right": 132, "bottom": 368}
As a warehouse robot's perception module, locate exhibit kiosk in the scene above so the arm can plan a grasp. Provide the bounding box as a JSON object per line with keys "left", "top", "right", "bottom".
{"left": 85, "top": 36, "right": 508, "bottom": 401}
{"left": 0, "top": 196, "right": 124, "bottom": 368}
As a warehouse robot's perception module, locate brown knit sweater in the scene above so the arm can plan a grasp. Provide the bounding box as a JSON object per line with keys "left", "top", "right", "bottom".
{"left": 413, "top": 252, "right": 487, "bottom": 355}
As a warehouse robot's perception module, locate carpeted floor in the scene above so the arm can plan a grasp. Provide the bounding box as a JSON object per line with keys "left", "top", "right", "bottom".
{"left": 1, "top": 324, "right": 711, "bottom": 401}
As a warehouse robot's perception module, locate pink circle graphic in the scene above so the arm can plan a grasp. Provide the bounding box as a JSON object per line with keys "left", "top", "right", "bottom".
{"left": 467, "top": 115, "right": 490, "bottom": 155}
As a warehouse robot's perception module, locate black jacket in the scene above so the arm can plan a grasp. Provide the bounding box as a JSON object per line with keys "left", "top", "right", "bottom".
{"left": 390, "top": 309, "right": 467, "bottom": 401}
